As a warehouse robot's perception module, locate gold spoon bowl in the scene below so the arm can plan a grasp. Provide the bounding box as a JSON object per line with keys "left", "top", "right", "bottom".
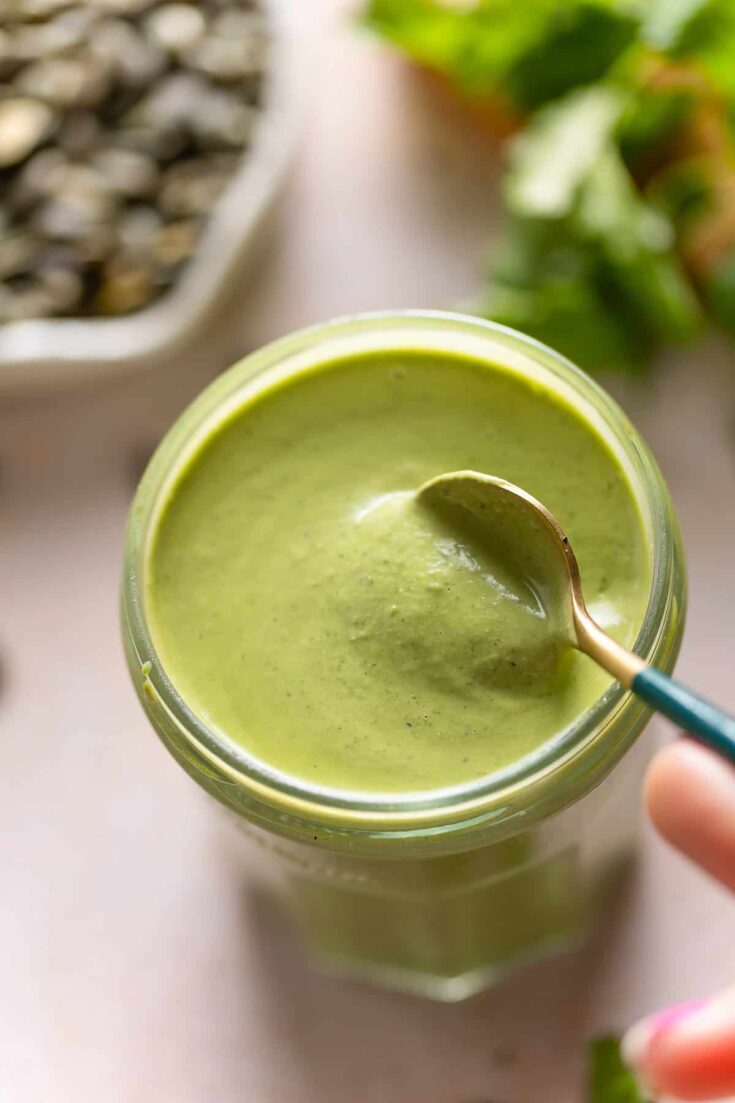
{"left": 418, "top": 471, "right": 735, "bottom": 762}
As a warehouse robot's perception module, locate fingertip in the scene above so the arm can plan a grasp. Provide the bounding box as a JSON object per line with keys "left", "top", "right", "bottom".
{"left": 644, "top": 738, "right": 701, "bottom": 836}
{"left": 622, "top": 1001, "right": 709, "bottom": 1100}
{"left": 645, "top": 737, "right": 735, "bottom": 891}
{"left": 625, "top": 992, "right": 735, "bottom": 1101}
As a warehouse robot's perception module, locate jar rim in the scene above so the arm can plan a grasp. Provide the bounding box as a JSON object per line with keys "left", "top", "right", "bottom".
{"left": 122, "top": 310, "right": 685, "bottom": 838}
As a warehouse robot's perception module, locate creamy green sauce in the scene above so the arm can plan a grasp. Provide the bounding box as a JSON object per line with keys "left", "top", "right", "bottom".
{"left": 147, "top": 349, "right": 651, "bottom": 794}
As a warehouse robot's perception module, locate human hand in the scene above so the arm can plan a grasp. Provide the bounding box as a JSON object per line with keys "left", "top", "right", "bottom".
{"left": 622, "top": 739, "right": 735, "bottom": 1100}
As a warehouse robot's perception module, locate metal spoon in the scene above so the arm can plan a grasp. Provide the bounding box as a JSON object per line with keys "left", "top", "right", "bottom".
{"left": 418, "top": 470, "right": 735, "bottom": 763}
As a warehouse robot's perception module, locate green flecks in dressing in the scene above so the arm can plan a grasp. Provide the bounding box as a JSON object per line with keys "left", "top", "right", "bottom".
{"left": 146, "top": 349, "right": 651, "bottom": 794}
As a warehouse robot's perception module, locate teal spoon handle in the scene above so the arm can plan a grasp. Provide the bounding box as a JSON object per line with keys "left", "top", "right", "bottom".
{"left": 633, "top": 667, "right": 735, "bottom": 764}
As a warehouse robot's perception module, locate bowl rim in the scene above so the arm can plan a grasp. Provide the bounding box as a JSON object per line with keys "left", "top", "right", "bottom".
{"left": 0, "top": 0, "right": 298, "bottom": 392}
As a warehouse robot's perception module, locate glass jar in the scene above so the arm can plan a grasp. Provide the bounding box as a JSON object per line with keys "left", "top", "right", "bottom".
{"left": 122, "top": 312, "right": 685, "bottom": 1001}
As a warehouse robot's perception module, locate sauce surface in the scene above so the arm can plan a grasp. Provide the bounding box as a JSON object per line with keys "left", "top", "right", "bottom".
{"left": 146, "top": 349, "right": 651, "bottom": 793}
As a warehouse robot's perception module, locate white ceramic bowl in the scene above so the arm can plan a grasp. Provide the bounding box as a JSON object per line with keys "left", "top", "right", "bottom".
{"left": 0, "top": 0, "right": 297, "bottom": 393}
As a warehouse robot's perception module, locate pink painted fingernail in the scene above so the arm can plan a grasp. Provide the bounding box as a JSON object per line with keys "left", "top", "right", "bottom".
{"left": 651, "top": 999, "right": 710, "bottom": 1035}
{"left": 622, "top": 999, "right": 710, "bottom": 1073}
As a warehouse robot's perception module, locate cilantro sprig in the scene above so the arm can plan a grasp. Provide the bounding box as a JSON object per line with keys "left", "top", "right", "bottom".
{"left": 588, "top": 1036, "right": 653, "bottom": 1103}
{"left": 363, "top": 0, "right": 735, "bottom": 373}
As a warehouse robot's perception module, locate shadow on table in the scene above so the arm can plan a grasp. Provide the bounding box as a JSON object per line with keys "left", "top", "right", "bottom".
{"left": 233, "top": 857, "right": 641, "bottom": 1103}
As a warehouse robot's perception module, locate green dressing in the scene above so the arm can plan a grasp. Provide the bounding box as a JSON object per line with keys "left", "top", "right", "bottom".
{"left": 146, "top": 348, "right": 651, "bottom": 794}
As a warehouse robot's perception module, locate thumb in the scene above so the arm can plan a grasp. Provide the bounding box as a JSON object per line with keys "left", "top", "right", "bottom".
{"left": 622, "top": 989, "right": 735, "bottom": 1100}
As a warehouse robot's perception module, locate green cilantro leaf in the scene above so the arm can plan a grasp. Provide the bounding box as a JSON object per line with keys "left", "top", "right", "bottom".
{"left": 497, "top": 86, "right": 702, "bottom": 363}
{"left": 643, "top": 0, "right": 718, "bottom": 52}
{"left": 644, "top": 0, "right": 735, "bottom": 98}
{"left": 505, "top": 86, "right": 626, "bottom": 218}
{"left": 576, "top": 147, "right": 701, "bottom": 343}
{"left": 363, "top": 0, "right": 641, "bottom": 109}
{"left": 363, "top": 0, "right": 722, "bottom": 373}
{"left": 588, "top": 1036, "right": 653, "bottom": 1103}
{"left": 505, "top": 3, "right": 639, "bottom": 110}
{"left": 704, "top": 248, "right": 735, "bottom": 336}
